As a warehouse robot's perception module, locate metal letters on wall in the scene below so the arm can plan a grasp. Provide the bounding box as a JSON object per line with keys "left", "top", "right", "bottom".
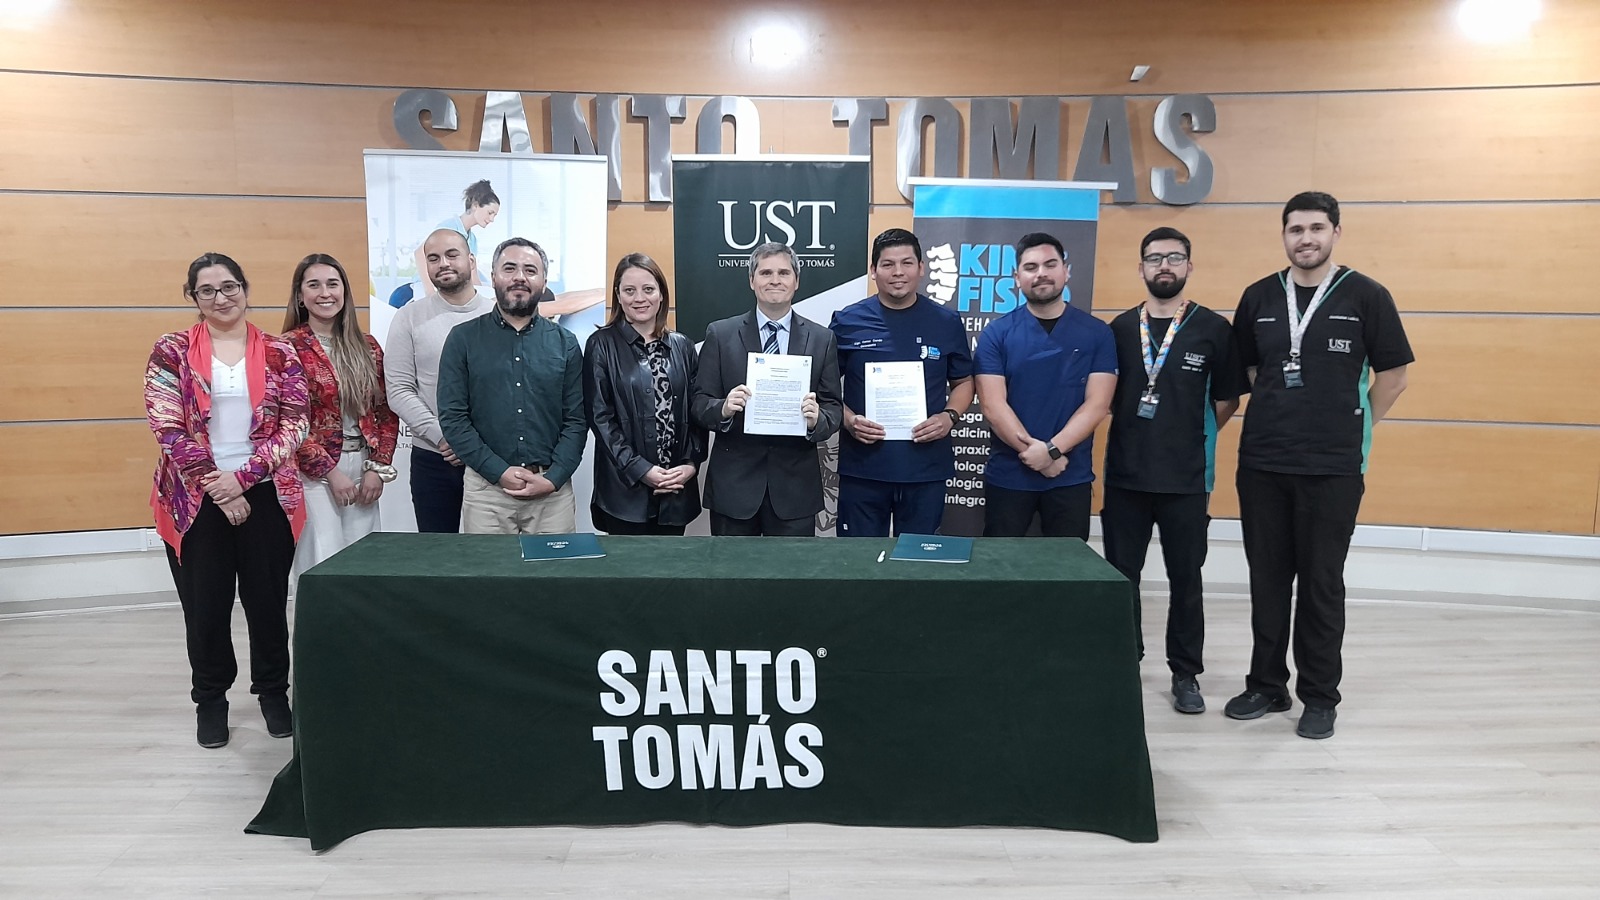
{"left": 1151, "top": 94, "right": 1216, "bottom": 207}
{"left": 896, "top": 98, "right": 962, "bottom": 202}
{"left": 391, "top": 90, "right": 1216, "bottom": 205}
{"left": 696, "top": 96, "right": 762, "bottom": 155}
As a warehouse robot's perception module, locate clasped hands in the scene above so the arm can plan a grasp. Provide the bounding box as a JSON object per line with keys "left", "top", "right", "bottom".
{"left": 200, "top": 470, "right": 252, "bottom": 526}
{"left": 1017, "top": 437, "right": 1069, "bottom": 479}
{"left": 499, "top": 466, "right": 557, "bottom": 499}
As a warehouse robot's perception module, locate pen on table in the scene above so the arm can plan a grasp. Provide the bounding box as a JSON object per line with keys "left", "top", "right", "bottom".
{"left": 876, "top": 551, "right": 886, "bottom": 563}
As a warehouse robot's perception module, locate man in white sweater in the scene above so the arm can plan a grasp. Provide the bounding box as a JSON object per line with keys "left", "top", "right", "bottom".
{"left": 385, "top": 229, "right": 492, "bottom": 532}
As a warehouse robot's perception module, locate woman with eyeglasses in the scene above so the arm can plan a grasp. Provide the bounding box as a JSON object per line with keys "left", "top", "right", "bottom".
{"left": 282, "top": 254, "right": 398, "bottom": 579}
{"left": 582, "top": 253, "right": 707, "bottom": 534}
{"left": 145, "top": 252, "right": 309, "bottom": 749}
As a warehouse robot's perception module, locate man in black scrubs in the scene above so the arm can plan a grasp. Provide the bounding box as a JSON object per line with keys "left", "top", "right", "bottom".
{"left": 1102, "top": 228, "right": 1246, "bottom": 715}
{"left": 1225, "top": 192, "right": 1413, "bottom": 739}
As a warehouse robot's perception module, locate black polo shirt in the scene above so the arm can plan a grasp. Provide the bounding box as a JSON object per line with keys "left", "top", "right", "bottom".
{"left": 1106, "top": 302, "right": 1246, "bottom": 494}
{"left": 1234, "top": 267, "right": 1414, "bottom": 476}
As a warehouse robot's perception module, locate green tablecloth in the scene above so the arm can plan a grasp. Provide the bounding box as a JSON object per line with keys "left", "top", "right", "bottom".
{"left": 248, "top": 534, "right": 1156, "bottom": 849}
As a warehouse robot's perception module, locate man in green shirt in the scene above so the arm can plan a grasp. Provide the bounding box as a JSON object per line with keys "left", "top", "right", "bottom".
{"left": 438, "top": 238, "right": 587, "bottom": 534}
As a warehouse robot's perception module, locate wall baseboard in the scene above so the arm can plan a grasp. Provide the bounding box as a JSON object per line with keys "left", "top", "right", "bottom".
{"left": 3, "top": 523, "right": 1597, "bottom": 609}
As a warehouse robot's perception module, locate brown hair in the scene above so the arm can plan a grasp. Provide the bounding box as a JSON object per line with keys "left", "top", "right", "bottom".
{"left": 606, "top": 253, "right": 671, "bottom": 339}
{"left": 282, "top": 254, "right": 380, "bottom": 418}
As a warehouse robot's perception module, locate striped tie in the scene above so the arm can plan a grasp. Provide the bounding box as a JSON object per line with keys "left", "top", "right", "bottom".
{"left": 762, "top": 321, "right": 782, "bottom": 354}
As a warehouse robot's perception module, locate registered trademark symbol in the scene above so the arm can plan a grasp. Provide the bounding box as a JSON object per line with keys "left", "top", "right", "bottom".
{"left": 816, "top": 648, "right": 827, "bottom": 657}
{"left": 828, "top": 244, "right": 835, "bottom": 250}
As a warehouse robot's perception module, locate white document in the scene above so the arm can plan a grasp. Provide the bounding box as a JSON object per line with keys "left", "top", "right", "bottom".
{"left": 864, "top": 361, "right": 928, "bottom": 441}
{"left": 743, "top": 352, "right": 812, "bottom": 437}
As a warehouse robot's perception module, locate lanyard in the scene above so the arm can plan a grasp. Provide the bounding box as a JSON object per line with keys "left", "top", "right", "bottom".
{"left": 1282, "top": 267, "right": 1348, "bottom": 360}
{"left": 1138, "top": 299, "right": 1189, "bottom": 396}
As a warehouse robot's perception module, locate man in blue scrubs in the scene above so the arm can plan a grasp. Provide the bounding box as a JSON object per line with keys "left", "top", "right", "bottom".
{"left": 975, "top": 232, "right": 1117, "bottom": 538}
{"left": 830, "top": 229, "right": 974, "bottom": 536}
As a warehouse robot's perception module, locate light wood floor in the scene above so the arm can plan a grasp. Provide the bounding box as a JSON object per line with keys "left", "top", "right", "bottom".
{"left": 2, "top": 590, "right": 1597, "bottom": 899}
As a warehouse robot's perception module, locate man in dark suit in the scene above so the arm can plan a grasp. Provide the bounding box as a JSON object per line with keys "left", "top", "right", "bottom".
{"left": 692, "top": 241, "right": 843, "bottom": 535}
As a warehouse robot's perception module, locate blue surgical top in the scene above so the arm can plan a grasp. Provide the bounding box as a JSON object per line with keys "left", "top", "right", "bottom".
{"left": 830, "top": 294, "right": 973, "bottom": 483}
{"left": 974, "top": 303, "right": 1117, "bottom": 491}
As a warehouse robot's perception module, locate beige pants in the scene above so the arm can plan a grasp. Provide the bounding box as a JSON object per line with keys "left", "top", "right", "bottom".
{"left": 462, "top": 467, "right": 577, "bottom": 535}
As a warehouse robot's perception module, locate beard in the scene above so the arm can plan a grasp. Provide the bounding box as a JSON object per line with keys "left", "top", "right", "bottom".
{"left": 430, "top": 268, "right": 466, "bottom": 293}
{"left": 1021, "top": 280, "right": 1064, "bottom": 306}
{"left": 1144, "top": 272, "right": 1187, "bottom": 300}
{"left": 1290, "top": 242, "right": 1332, "bottom": 271}
{"left": 495, "top": 281, "right": 538, "bottom": 317}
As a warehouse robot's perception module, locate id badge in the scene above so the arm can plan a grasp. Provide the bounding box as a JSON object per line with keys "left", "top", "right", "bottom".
{"left": 1282, "top": 359, "right": 1304, "bottom": 389}
{"left": 1137, "top": 393, "right": 1160, "bottom": 419}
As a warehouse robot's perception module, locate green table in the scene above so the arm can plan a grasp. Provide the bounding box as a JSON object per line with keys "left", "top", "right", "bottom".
{"left": 248, "top": 534, "right": 1157, "bottom": 850}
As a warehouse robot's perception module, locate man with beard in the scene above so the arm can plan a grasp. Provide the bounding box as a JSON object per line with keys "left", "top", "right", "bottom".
{"left": 1101, "top": 227, "right": 1247, "bottom": 715}
{"left": 829, "top": 229, "right": 974, "bottom": 537}
{"left": 974, "top": 232, "right": 1117, "bottom": 539}
{"left": 692, "top": 241, "right": 842, "bottom": 536}
{"left": 438, "top": 238, "right": 587, "bottom": 534}
{"left": 385, "top": 228, "right": 492, "bottom": 532}
{"left": 1225, "top": 192, "right": 1412, "bottom": 739}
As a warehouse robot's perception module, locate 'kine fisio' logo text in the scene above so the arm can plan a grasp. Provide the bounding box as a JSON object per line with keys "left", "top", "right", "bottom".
{"left": 592, "top": 648, "right": 824, "bottom": 791}
{"left": 926, "top": 242, "right": 1070, "bottom": 313}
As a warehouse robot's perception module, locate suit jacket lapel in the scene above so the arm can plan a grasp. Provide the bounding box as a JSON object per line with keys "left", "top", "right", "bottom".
{"left": 738, "top": 311, "right": 762, "bottom": 355}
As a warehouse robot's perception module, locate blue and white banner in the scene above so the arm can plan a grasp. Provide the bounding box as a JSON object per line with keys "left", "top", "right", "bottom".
{"left": 911, "top": 179, "right": 1107, "bottom": 536}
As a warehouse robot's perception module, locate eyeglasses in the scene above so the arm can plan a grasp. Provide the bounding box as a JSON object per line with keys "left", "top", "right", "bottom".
{"left": 192, "top": 282, "right": 243, "bottom": 301}
{"left": 1141, "top": 252, "right": 1189, "bottom": 266}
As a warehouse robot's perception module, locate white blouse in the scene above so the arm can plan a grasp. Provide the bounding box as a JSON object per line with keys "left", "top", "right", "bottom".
{"left": 207, "top": 357, "right": 255, "bottom": 472}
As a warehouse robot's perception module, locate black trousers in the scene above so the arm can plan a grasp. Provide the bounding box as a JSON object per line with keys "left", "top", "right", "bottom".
{"left": 592, "top": 503, "right": 687, "bottom": 536}
{"left": 410, "top": 446, "right": 465, "bottom": 534}
{"left": 1236, "top": 467, "right": 1364, "bottom": 709}
{"left": 165, "top": 482, "right": 295, "bottom": 705}
{"left": 710, "top": 491, "right": 815, "bottom": 536}
{"left": 1099, "top": 485, "right": 1208, "bottom": 678}
{"left": 982, "top": 482, "right": 1092, "bottom": 539}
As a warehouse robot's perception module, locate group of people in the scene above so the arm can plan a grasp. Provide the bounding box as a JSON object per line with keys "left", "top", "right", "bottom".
{"left": 145, "top": 189, "right": 1411, "bottom": 749}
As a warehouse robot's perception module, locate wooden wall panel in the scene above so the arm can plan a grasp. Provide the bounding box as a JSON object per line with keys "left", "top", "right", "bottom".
{"left": 1400, "top": 318, "right": 1600, "bottom": 426}
{"left": 0, "top": 422, "right": 158, "bottom": 534}
{"left": 9, "top": 195, "right": 1596, "bottom": 316}
{"left": 1362, "top": 423, "right": 1600, "bottom": 534}
{"left": 1199, "top": 423, "right": 1600, "bottom": 534}
{"left": 0, "top": 195, "right": 366, "bottom": 309}
{"left": 5, "top": 1, "right": 1599, "bottom": 96}
{"left": 3, "top": 0, "right": 1598, "bottom": 538}
{"left": 0, "top": 310, "right": 291, "bottom": 423}
{"left": 11, "top": 75, "right": 1600, "bottom": 205}
{"left": 5, "top": 418, "right": 1593, "bottom": 537}
{"left": 1310, "top": 88, "right": 1600, "bottom": 202}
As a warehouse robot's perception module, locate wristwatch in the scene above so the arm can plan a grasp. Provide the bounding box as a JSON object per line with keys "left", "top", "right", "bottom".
{"left": 941, "top": 408, "right": 962, "bottom": 424}
{"left": 1046, "top": 442, "right": 1064, "bottom": 460}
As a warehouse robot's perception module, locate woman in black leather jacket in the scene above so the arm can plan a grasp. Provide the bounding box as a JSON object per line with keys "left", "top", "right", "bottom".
{"left": 582, "top": 254, "right": 709, "bottom": 534}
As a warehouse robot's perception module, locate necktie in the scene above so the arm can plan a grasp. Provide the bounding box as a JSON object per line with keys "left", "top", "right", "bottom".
{"left": 762, "top": 321, "right": 781, "bottom": 354}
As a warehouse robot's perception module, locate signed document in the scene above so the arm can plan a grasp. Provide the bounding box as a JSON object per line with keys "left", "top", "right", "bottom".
{"left": 864, "top": 361, "right": 927, "bottom": 441}
{"left": 744, "top": 352, "right": 812, "bottom": 436}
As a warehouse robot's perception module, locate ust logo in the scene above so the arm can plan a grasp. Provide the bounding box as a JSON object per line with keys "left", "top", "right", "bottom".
{"left": 922, "top": 242, "right": 1022, "bottom": 314}
{"left": 1328, "top": 338, "right": 1353, "bottom": 354}
{"left": 718, "top": 200, "right": 837, "bottom": 251}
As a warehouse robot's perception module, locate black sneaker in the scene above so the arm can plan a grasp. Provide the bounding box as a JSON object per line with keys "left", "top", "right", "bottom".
{"left": 1297, "top": 706, "right": 1337, "bottom": 739}
{"left": 1223, "top": 690, "right": 1292, "bottom": 720}
{"left": 196, "top": 699, "right": 229, "bottom": 749}
{"left": 260, "top": 693, "right": 293, "bottom": 739}
{"left": 1171, "top": 676, "right": 1205, "bottom": 714}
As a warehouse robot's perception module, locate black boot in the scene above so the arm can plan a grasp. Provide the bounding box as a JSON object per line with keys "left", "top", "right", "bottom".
{"left": 260, "top": 693, "right": 293, "bottom": 739}
{"left": 196, "top": 698, "right": 229, "bottom": 749}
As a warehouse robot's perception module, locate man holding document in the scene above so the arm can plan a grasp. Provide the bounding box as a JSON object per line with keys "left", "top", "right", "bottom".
{"left": 830, "top": 229, "right": 974, "bottom": 536}
{"left": 692, "top": 242, "right": 842, "bottom": 536}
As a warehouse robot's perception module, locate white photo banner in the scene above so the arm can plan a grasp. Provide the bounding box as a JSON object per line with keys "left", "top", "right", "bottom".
{"left": 364, "top": 149, "right": 609, "bottom": 533}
